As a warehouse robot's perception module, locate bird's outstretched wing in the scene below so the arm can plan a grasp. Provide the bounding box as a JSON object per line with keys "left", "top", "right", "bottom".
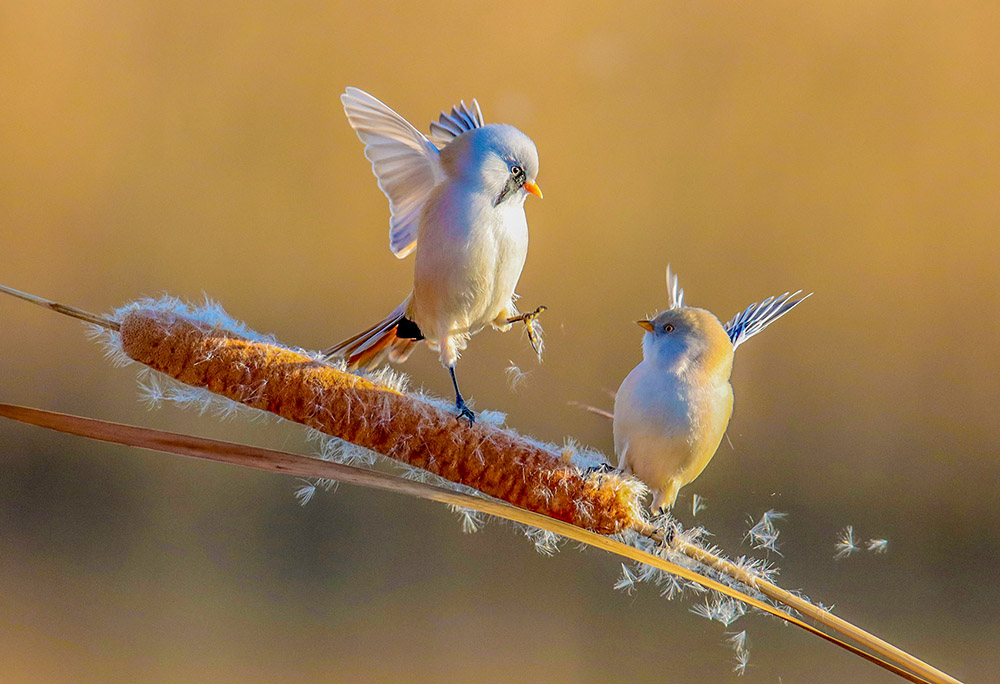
{"left": 341, "top": 88, "right": 444, "bottom": 259}
{"left": 725, "top": 291, "right": 811, "bottom": 349}
{"left": 666, "top": 264, "right": 685, "bottom": 310}
{"left": 428, "top": 99, "right": 485, "bottom": 146}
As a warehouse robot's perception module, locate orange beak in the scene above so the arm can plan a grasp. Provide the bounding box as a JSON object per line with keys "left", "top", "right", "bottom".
{"left": 636, "top": 320, "right": 655, "bottom": 332}
{"left": 523, "top": 180, "right": 543, "bottom": 199}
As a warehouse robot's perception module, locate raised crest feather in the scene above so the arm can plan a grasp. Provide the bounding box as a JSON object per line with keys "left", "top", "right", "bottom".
{"left": 666, "top": 264, "right": 685, "bottom": 310}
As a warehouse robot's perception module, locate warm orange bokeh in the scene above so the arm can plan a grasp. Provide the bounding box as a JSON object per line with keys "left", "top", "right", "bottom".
{"left": 1, "top": 2, "right": 996, "bottom": 682}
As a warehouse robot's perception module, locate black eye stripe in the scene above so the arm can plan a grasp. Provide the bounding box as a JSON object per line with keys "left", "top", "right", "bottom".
{"left": 495, "top": 165, "right": 527, "bottom": 206}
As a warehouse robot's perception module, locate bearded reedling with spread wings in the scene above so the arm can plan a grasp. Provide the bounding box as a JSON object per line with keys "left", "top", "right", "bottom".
{"left": 325, "top": 88, "right": 544, "bottom": 422}
{"left": 614, "top": 266, "right": 810, "bottom": 511}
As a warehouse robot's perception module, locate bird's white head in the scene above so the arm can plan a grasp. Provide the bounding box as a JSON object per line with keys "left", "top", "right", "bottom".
{"left": 441, "top": 124, "right": 542, "bottom": 207}
{"left": 637, "top": 307, "right": 734, "bottom": 379}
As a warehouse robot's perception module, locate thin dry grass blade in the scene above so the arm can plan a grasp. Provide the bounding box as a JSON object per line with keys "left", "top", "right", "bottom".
{"left": 0, "top": 284, "right": 119, "bottom": 330}
{"left": 568, "top": 400, "right": 614, "bottom": 420}
{"left": 0, "top": 403, "right": 937, "bottom": 684}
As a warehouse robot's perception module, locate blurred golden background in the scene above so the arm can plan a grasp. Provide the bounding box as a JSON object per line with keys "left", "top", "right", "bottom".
{"left": 1, "top": 1, "right": 997, "bottom": 682}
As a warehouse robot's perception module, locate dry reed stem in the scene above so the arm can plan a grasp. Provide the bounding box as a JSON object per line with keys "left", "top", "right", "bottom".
{"left": 0, "top": 403, "right": 933, "bottom": 684}
{"left": 118, "top": 307, "right": 644, "bottom": 535}
{"left": 0, "top": 287, "right": 965, "bottom": 684}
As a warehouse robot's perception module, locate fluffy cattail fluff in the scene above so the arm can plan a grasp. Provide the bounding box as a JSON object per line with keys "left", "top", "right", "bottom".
{"left": 111, "top": 300, "right": 645, "bottom": 534}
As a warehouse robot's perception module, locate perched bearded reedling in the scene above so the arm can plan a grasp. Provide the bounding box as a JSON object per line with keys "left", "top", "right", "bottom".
{"left": 324, "top": 88, "right": 543, "bottom": 422}
{"left": 614, "top": 267, "right": 810, "bottom": 512}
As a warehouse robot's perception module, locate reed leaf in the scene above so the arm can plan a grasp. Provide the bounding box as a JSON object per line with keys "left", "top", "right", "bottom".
{"left": 0, "top": 402, "right": 928, "bottom": 683}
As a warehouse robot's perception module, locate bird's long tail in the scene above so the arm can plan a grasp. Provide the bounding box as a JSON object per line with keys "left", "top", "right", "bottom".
{"left": 323, "top": 296, "right": 420, "bottom": 370}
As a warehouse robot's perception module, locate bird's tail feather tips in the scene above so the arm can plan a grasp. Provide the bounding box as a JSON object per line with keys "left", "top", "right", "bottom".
{"left": 323, "top": 299, "right": 416, "bottom": 370}
{"left": 724, "top": 290, "right": 812, "bottom": 349}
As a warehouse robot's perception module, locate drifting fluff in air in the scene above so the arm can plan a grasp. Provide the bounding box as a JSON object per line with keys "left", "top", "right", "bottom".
{"left": 614, "top": 266, "right": 810, "bottom": 511}
{"left": 324, "top": 88, "right": 544, "bottom": 422}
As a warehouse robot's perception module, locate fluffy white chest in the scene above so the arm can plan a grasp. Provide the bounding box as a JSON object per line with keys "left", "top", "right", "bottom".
{"left": 614, "top": 360, "right": 733, "bottom": 492}
{"left": 411, "top": 182, "right": 528, "bottom": 342}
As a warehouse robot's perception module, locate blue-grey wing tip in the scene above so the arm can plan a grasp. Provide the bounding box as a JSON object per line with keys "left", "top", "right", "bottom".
{"left": 726, "top": 289, "right": 811, "bottom": 349}
{"left": 428, "top": 96, "right": 485, "bottom": 144}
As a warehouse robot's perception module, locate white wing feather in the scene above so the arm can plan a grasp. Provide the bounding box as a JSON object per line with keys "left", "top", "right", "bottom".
{"left": 341, "top": 87, "right": 443, "bottom": 259}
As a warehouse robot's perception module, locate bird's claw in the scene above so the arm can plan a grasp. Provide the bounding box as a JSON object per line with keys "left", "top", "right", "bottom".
{"left": 456, "top": 400, "right": 476, "bottom": 425}
{"left": 506, "top": 305, "right": 547, "bottom": 359}
{"left": 658, "top": 525, "right": 676, "bottom": 549}
{"left": 647, "top": 513, "right": 677, "bottom": 549}
{"left": 505, "top": 305, "right": 548, "bottom": 326}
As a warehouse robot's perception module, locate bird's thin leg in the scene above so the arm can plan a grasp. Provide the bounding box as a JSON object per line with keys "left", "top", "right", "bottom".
{"left": 449, "top": 366, "right": 475, "bottom": 424}
{"left": 505, "top": 305, "right": 547, "bottom": 357}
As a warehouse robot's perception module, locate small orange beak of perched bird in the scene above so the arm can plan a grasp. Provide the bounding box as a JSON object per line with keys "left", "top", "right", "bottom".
{"left": 636, "top": 320, "right": 655, "bottom": 332}
{"left": 523, "top": 181, "right": 543, "bottom": 199}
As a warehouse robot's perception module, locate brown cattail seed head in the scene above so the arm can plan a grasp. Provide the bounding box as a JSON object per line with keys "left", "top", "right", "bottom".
{"left": 118, "top": 307, "right": 645, "bottom": 534}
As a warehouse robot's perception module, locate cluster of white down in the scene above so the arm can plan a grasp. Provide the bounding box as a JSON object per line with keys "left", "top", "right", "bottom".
{"left": 612, "top": 512, "right": 795, "bottom": 677}
{"left": 834, "top": 525, "right": 889, "bottom": 559}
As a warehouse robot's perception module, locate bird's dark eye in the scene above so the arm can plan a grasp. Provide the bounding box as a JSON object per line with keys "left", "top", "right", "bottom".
{"left": 663, "top": 324, "right": 675, "bottom": 333}
{"left": 510, "top": 165, "right": 523, "bottom": 176}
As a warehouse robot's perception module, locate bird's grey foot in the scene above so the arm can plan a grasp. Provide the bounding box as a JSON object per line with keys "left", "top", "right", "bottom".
{"left": 506, "top": 305, "right": 547, "bottom": 357}
{"left": 449, "top": 365, "right": 475, "bottom": 424}
{"left": 657, "top": 525, "right": 676, "bottom": 550}
{"left": 648, "top": 512, "right": 677, "bottom": 549}
{"left": 644, "top": 511, "right": 677, "bottom": 550}
{"left": 455, "top": 398, "right": 476, "bottom": 425}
